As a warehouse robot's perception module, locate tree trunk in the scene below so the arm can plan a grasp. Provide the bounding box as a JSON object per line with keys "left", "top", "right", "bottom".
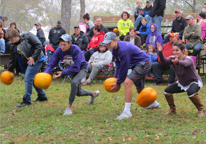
{"left": 80, "top": 0, "right": 85, "bottom": 23}
{"left": 61, "top": 0, "right": 71, "bottom": 34}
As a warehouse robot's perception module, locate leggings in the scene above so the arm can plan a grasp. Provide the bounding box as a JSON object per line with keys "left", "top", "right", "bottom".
{"left": 164, "top": 82, "right": 200, "bottom": 97}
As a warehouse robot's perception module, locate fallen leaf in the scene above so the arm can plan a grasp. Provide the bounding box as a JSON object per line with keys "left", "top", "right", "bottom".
{"left": 128, "top": 136, "right": 131, "bottom": 140}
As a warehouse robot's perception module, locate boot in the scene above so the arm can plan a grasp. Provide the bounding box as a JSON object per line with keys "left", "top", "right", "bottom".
{"left": 189, "top": 93, "right": 205, "bottom": 117}
{"left": 164, "top": 93, "right": 176, "bottom": 115}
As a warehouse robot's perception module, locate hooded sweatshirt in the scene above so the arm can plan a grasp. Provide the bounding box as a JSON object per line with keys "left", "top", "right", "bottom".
{"left": 145, "top": 23, "right": 163, "bottom": 48}
{"left": 117, "top": 18, "right": 134, "bottom": 37}
{"left": 200, "top": 21, "right": 206, "bottom": 40}
{"left": 87, "top": 31, "right": 105, "bottom": 50}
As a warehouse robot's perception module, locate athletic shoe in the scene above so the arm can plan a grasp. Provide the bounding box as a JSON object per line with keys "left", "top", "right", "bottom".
{"left": 89, "top": 90, "right": 99, "bottom": 104}
{"left": 32, "top": 97, "right": 48, "bottom": 102}
{"left": 63, "top": 108, "right": 72, "bottom": 115}
{"left": 117, "top": 111, "right": 132, "bottom": 120}
{"left": 16, "top": 101, "right": 31, "bottom": 107}
{"left": 143, "top": 101, "right": 161, "bottom": 109}
{"left": 152, "top": 83, "right": 164, "bottom": 86}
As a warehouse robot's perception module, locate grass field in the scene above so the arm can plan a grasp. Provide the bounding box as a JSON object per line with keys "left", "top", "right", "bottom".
{"left": 0, "top": 75, "right": 206, "bottom": 143}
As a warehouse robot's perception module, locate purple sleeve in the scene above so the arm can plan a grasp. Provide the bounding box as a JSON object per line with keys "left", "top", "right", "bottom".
{"left": 116, "top": 51, "right": 131, "bottom": 85}
{"left": 177, "top": 57, "right": 193, "bottom": 67}
{"left": 114, "top": 58, "right": 120, "bottom": 78}
{"left": 61, "top": 50, "right": 82, "bottom": 76}
{"left": 158, "top": 50, "right": 173, "bottom": 65}
{"left": 156, "top": 35, "right": 163, "bottom": 46}
{"left": 45, "top": 49, "right": 61, "bottom": 74}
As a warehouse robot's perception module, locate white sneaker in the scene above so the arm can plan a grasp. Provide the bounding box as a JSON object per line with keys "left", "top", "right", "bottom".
{"left": 89, "top": 90, "right": 99, "bottom": 104}
{"left": 117, "top": 111, "right": 132, "bottom": 120}
{"left": 63, "top": 108, "right": 72, "bottom": 115}
{"left": 143, "top": 101, "right": 161, "bottom": 109}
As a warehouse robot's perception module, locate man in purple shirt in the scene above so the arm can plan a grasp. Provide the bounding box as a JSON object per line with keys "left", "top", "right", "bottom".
{"left": 102, "top": 32, "right": 160, "bottom": 120}
{"left": 45, "top": 34, "right": 99, "bottom": 115}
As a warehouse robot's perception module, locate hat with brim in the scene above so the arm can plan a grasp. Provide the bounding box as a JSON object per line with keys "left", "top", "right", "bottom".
{"left": 168, "top": 33, "right": 178, "bottom": 38}
{"left": 102, "top": 32, "right": 117, "bottom": 44}
{"left": 98, "top": 41, "right": 107, "bottom": 47}
{"left": 34, "top": 22, "right": 41, "bottom": 26}
{"left": 59, "top": 34, "right": 72, "bottom": 42}
{"left": 185, "top": 15, "right": 194, "bottom": 20}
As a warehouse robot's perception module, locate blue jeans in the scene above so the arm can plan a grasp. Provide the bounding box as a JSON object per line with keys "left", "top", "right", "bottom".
{"left": 84, "top": 48, "right": 98, "bottom": 61}
{"left": 0, "top": 38, "right": 5, "bottom": 53}
{"left": 164, "top": 34, "right": 182, "bottom": 44}
{"left": 23, "top": 61, "right": 46, "bottom": 102}
{"left": 149, "top": 16, "right": 163, "bottom": 34}
{"left": 133, "top": 15, "right": 151, "bottom": 29}
{"left": 185, "top": 43, "right": 202, "bottom": 56}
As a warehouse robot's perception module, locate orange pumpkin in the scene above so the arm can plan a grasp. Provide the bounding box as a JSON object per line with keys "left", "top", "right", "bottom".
{"left": 113, "top": 28, "right": 118, "bottom": 33}
{"left": 95, "top": 23, "right": 97, "bottom": 25}
{"left": 136, "top": 87, "right": 157, "bottom": 107}
{"left": 185, "top": 49, "right": 189, "bottom": 55}
{"left": 0, "top": 71, "right": 14, "bottom": 85}
{"left": 34, "top": 73, "right": 52, "bottom": 89}
{"left": 104, "top": 78, "right": 121, "bottom": 93}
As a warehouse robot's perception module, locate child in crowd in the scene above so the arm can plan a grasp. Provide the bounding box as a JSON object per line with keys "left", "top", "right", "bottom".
{"left": 134, "top": 1, "right": 144, "bottom": 21}
{"left": 147, "top": 44, "right": 157, "bottom": 65}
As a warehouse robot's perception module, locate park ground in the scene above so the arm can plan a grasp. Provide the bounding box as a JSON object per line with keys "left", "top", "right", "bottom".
{"left": 0, "top": 75, "right": 206, "bottom": 143}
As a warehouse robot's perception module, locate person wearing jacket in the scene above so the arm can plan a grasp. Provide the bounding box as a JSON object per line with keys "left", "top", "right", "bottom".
{"left": 145, "top": 23, "right": 163, "bottom": 49}
{"left": 197, "top": 13, "right": 206, "bottom": 40}
{"left": 34, "top": 22, "right": 46, "bottom": 45}
{"left": 48, "top": 20, "right": 66, "bottom": 50}
{"left": 82, "top": 13, "right": 95, "bottom": 35}
{"left": 84, "top": 25, "right": 105, "bottom": 61}
{"left": 164, "top": 10, "right": 188, "bottom": 44}
{"left": 10, "top": 21, "right": 20, "bottom": 34}
{"left": 102, "top": 32, "right": 160, "bottom": 120}
{"left": 0, "top": 19, "right": 6, "bottom": 54}
{"left": 45, "top": 34, "right": 100, "bottom": 115}
{"left": 118, "top": 11, "right": 134, "bottom": 41}
{"left": 71, "top": 25, "right": 89, "bottom": 51}
{"left": 87, "top": 18, "right": 108, "bottom": 41}
{"left": 136, "top": 17, "right": 150, "bottom": 46}
{"left": 81, "top": 42, "right": 112, "bottom": 85}
{"left": 123, "top": 27, "right": 141, "bottom": 47}
{"left": 149, "top": 0, "right": 166, "bottom": 34}
{"left": 5, "top": 28, "right": 47, "bottom": 107}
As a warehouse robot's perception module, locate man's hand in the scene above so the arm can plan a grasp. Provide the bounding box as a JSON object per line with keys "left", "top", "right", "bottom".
{"left": 53, "top": 71, "right": 62, "bottom": 78}
{"left": 91, "top": 62, "right": 95, "bottom": 67}
{"left": 27, "top": 57, "right": 35, "bottom": 65}
{"left": 156, "top": 42, "right": 162, "bottom": 51}
{"left": 110, "top": 83, "right": 120, "bottom": 92}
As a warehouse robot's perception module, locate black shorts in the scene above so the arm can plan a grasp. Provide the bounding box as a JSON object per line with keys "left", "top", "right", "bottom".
{"left": 127, "top": 61, "right": 151, "bottom": 90}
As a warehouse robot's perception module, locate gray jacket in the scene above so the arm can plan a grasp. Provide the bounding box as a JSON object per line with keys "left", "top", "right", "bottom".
{"left": 8, "top": 32, "right": 44, "bottom": 72}
{"left": 88, "top": 50, "right": 112, "bottom": 66}
{"left": 86, "top": 20, "right": 95, "bottom": 35}
{"left": 71, "top": 31, "right": 89, "bottom": 51}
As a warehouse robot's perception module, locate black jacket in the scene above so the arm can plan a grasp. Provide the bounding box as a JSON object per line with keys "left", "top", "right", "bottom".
{"left": 149, "top": 0, "right": 166, "bottom": 17}
{"left": 37, "top": 28, "right": 46, "bottom": 45}
{"left": 48, "top": 26, "right": 66, "bottom": 46}
{"left": 171, "top": 17, "right": 188, "bottom": 35}
{"left": 8, "top": 32, "right": 44, "bottom": 72}
{"left": 87, "top": 24, "right": 108, "bottom": 41}
{"left": 72, "top": 31, "right": 89, "bottom": 51}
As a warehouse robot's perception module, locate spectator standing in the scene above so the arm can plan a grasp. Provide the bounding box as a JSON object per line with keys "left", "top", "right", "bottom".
{"left": 163, "top": 10, "right": 188, "bottom": 44}
{"left": 145, "top": 23, "right": 163, "bottom": 49}
{"left": 48, "top": 20, "right": 66, "bottom": 50}
{"left": 71, "top": 25, "right": 89, "bottom": 52}
{"left": 10, "top": 22, "right": 20, "bottom": 34}
{"left": 87, "top": 18, "right": 108, "bottom": 41}
{"left": 152, "top": 33, "right": 177, "bottom": 86}
{"left": 82, "top": 13, "right": 95, "bottom": 35}
{"left": 118, "top": 11, "right": 134, "bottom": 41}
{"left": 34, "top": 22, "right": 46, "bottom": 46}
{"left": 149, "top": 0, "right": 166, "bottom": 34}
{"left": 123, "top": 27, "right": 141, "bottom": 47}
{"left": 184, "top": 15, "right": 203, "bottom": 56}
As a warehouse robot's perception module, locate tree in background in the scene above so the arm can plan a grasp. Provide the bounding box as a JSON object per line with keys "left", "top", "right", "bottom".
{"left": 61, "top": 0, "right": 71, "bottom": 34}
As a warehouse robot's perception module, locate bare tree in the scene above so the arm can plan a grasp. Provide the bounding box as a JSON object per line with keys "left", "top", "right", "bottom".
{"left": 61, "top": 0, "right": 72, "bottom": 33}
{"left": 80, "top": 0, "right": 85, "bottom": 23}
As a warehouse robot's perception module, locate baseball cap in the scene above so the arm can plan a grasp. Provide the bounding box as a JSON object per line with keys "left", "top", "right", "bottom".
{"left": 98, "top": 41, "right": 107, "bottom": 47}
{"left": 102, "top": 32, "right": 117, "bottom": 44}
{"left": 168, "top": 33, "right": 178, "bottom": 38}
{"left": 59, "top": 34, "right": 72, "bottom": 42}
{"left": 74, "top": 25, "right": 80, "bottom": 28}
{"left": 146, "top": 0, "right": 152, "bottom": 2}
{"left": 175, "top": 10, "right": 182, "bottom": 13}
{"left": 185, "top": 15, "right": 194, "bottom": 20}
{"left": 57, "top": 20, "right": 62, "bottom": 23}
{"left": 34, "top": 22, "right": 41, "bottom": 26}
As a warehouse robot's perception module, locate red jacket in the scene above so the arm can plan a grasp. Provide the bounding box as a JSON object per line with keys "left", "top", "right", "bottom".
{"left": 87, "top": 31, "right": 105, "bottom": 50}
{"left": 158, "top": 42, "right": 173, "bottom": 64}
